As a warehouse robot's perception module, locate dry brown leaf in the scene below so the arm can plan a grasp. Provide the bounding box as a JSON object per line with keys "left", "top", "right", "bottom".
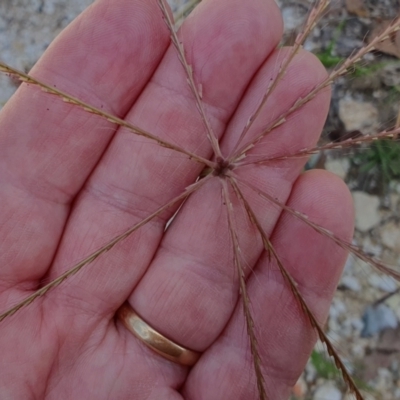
{"left": 345, "top": 0, "right": 369, "bottom": 18}
{"left": 363, "top": 326, "right": 400, "bottom": 380}
{"left": 369, "top": 20, "right": 400, "bottom": 58}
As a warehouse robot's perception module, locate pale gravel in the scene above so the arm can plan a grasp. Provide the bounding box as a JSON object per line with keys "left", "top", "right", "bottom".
{"left": 0, "top": 0, "right": 187, "bottom": 109}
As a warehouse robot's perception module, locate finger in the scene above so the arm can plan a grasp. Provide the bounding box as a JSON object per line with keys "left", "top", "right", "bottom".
{"left": 0, "top": 0, "right": 170, "bottom": 291}
{"left": 46, "top": 0, "right": 283, "bottom": 318}
{"left": 124, "top": 49, "right": 330, "bottom": 351}
{"left": 182, "top": 170, "right": 354, "bottom": 399}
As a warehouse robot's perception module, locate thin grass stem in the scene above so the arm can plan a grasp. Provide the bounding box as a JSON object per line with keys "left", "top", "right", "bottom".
{"left": 236, "top": 127, "right": 400, "bottom": 166}
{"left": 233, "top": 175, "right": 400, "bottom": 282}
{"left": 0, "top": 176, "right": 210, "bottom": 322}
{"left": 0, "top": 62, "right": 216, "bottom": 169}
{"left": 221, "top": 179, "right": 267, "bottom": 400}
{"left": 230, "top": 17, "right": 400, "bottom": 162}
{"left": 157, "top": 0, "right": 223, "bottom": 160}
{"left": 229, "top": 176, "right": 364, "bottom": 400}
{"left": 231, "top": 0, "right": 330, "bottom": 155}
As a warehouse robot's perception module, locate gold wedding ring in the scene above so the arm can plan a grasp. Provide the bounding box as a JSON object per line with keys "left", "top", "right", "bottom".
{"left": 117, "top": 302, "right": 201, "bottom": 366}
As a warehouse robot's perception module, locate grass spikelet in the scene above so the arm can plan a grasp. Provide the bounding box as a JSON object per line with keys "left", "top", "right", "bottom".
{"left": 222, "top": 179, "right": 267, "bottom": 400}
{"left": 232, "top": 0, "right": 330, "bottom": 154}
{"left": 0, "top": 177, "right": 209, "bottom": 322}
{"left": 230, "top": 176, "right": 364, "bottom": 400}
{"left": 0, "top": 61, "right": 215, "bottom": 168}
{"left": 234, "top": 176, "right": 400, "bottom": 283}
{"left": 238, "top": 128, "right": 400, "bottom": 166}
{"left": 231, "top": 16, "right": 400, "bottom": 162}
{"left": 157, "top": 0, "right": 222, "bottom": 159}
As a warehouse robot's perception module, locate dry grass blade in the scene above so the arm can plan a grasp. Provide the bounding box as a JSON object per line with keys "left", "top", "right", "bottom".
{"left": 0, "top": 176, "right": 209, "bottom": 323}
{"left": 268, "top": 245, "right": 364, "bottom": 400}
{"left": 0, "top": 61, "right": 215, "bottom": 169}
{"left": 229, "top": 176, "right": 364, "bottom": 400}
{"left": 235, "top": 175, "right": 400, "bottom": 283}
{"left": 230, "top": 0, "right": 330, "bottom": 156}
{"left": 157, "top": 0, "right": 222, "bottom": 159}
{"left": 238, "top": 127, "right": 400, "bottom": 166}
{"left": 231, "top": 16, "right": 400, "bottom": 162}
{"left": 221, "top": 179, "right": 267, "bottom": 400}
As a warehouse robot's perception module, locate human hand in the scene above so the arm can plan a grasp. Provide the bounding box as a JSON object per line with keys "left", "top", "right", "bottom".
{"left": 0, "top": 0, "right": 353, "bottom": 399}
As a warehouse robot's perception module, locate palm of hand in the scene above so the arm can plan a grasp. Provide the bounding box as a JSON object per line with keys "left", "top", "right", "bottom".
{"left": 0, "top": 0, "right": 353, "bottom": 399}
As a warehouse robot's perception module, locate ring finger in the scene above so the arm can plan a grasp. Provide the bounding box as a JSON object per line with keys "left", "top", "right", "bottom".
{"left": 124, "top": 48, "right": 330, "bottom": 352}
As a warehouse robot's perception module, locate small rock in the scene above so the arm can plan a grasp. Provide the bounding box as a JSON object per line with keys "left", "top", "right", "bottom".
{"left": 361, "top": 303, "right": 398, "bottom": 337}
{"left": 380, "top": 63, "right": 400, "bottom": 87}
{"left": 352, "top": 191, "right": 380, "bottom": 232}
{"left": 368, "top": 273, "right": 398, "bottom": 292}
{"left": 343, "top": 253, "right": 356, "bottom": 272}
{"left": 281, "top": 5, "right": 307, "bottom": 31}
{"left": 42, "top": 1, "right": 56, "bottom": 15}
{"left": 390, "top": 359, "right": 399, "bottom": 373}
{"left": 341, "top": 318, "right": 355, "bottom": 338}
{"left": 330, "top": 298, "right": 347, "bottom": 319}
{"left": 380, "top": 222, "right": 400, "bottom": 252}
{"left": 313, "top": 382, "right": 342, "bottom": 400}
{"left": 361, "top": 236, "right": 382, "bottom": 258}
{"left": 325, "top": 158, "right": 350, "bottom": 180}
{"left": 376, "top": 368, "right": 393, "bottom": 390}
{"left": 338, "top": 97, "right": 379, "bottom": 134}
{"left": 351, "top": 342, "right": 366, "bottom": 358}
{"left": 386, "top": 294, "right": 400, "bottom": 322}
{"left": 390, "top": 193, "right": 400, "bottom": 210}
{"left": 341, "top": 275, "right": 361, "bottom": 291}
{"left": 392, "top": 182, "right": 400, "bottom": 194}
{"left": 351, "top": 74, "right": 382, "bottom": 91}
{"left": 328, "top": 319, "right": 341, "bottom": 335}
{"left": 351, "top": 317, "right": 365, "bottom": 333}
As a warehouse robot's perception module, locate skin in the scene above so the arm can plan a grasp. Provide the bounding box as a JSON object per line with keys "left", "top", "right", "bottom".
{"left": 0, "top": 0, "right": 354, "bottom": 399}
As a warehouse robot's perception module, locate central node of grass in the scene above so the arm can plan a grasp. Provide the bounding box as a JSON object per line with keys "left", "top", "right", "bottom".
{"left": 213, "top": 157, "right": 232, "bottom": 178}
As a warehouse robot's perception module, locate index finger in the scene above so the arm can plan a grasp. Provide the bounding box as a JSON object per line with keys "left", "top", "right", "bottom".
{"left": 0, "top": 0, "right": 170, "bottom": 291}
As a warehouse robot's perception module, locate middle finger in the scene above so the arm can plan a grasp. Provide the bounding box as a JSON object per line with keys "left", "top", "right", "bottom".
{"left": 46, "top": 0, "right": 283, "bottom": 323}
{"left": 125, "top": 48, "right": 330, "bottom": 351}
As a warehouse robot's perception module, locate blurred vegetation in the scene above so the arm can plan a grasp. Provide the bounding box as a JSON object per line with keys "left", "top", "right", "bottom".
{"left": 353, "top": 139, "right": 400, "bottom": 192}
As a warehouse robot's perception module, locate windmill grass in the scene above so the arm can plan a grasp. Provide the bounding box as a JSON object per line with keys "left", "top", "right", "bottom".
{"left": 0, "top": 0, "right": 399, "bottom": 399}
